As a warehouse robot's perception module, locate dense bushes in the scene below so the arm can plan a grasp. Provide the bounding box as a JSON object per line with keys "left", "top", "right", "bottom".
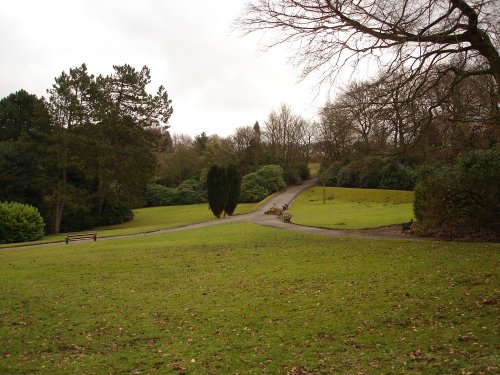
{"left": 144, "top": 183, "right": 177, "bottom": 206}
{"left": 239, "top": 165, "right": 286, "bottom": 203}
{"left": 146, "top": 164, "right": 286, "bottom": 206}
{"left": 321, "top": 158, "right": 416, "bottom": 191}
{"left": 379, "top": 162, "right": 416, "bottom": 190}
{"left": 144, "top": 180, "right": 206, "bottom": 207}
{"left": 414, "top": 148, "right": 500, "bottom": 240}
{"left": 255, "top": 165, "right": 287, "bottom": 193}
{"left": 0, "top": 202, "right": 45, "bottom": 243}
{"left": 176, "top": 179, "right": 206, "bottom": 205}
{"left": 59, "top": 204, "right": 134, "bottom": 233}
{"left": 239, "top": 174, "right": 269, "bottom": 203}
{"left": 283, "top": 163, "right": 310, "bottom": 185}
{"left": 336, "top": 163, "right": 361, "bottom": 187}
{"left": 358, "top": 158, "right": 385, "bottom": 188}
{"left": 319, "top": 162, "right": 343, "bottom": 186}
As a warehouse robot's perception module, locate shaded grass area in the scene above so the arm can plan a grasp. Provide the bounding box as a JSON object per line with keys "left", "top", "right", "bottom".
{"left": 0, "top": 223, "right": 498, "bottom": 374}
{"left": 0, "top": 201, "right": 261, "bottom": 248}
{"left": 291, "top": 187, "right": 415, "bottom": 229}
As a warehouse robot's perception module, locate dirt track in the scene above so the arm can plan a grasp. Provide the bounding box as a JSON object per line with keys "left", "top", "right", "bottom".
{"left": 3, "top": 179, "right": 422, "bottom": 250}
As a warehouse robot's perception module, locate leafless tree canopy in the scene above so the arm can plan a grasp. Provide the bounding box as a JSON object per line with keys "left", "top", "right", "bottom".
{"left": 238, "top": 0, "right": 500, "bottom": 104}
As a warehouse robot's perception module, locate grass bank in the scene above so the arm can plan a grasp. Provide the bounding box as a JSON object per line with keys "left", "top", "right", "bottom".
{"left": 0, "top": 223, "right": 498, "bottom": 374}
{"left": 0, "top": 201, "right": 261, "bottom": 248}
{"left": 291, "top": 186, "right": 414, "bottom": 229}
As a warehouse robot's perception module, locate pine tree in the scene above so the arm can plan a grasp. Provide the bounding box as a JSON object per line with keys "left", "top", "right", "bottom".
{"left": 224, "top": 164, "right": 241, "bottom": 216}
{"left": 206, "top": 165, "right": 226, "bottom": 218}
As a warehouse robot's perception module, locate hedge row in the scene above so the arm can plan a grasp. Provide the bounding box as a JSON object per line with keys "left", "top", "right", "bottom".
{"left": 320, "top": 158, "right": 416, "bottom": 191}
{"left": 146, "top": 164, "right": 296, "bottom": 206}
{"left": 414, "top": 148, "right": 500, "bottom": 240}
{"left": 144, "top": 179, "right": 206, "bottom": 207}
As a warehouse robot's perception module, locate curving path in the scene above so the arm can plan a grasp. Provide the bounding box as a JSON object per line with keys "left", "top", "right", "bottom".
{"left": 2, "top": 179, "right": 422, "bottom": 250}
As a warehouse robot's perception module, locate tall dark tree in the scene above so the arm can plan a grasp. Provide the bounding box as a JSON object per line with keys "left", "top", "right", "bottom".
{"left": 44, "top": 63, "right": 174, "bottom": 233}
{"left": 0, "top": 90, "right": 53, "bottom": 217}
{"left": 0, "top": 89, "right": 52, "bottom": 142}
{"left": 90, "top": 64, "right": 173, "bottom": 216}
{"left": 206, "top": 165, "right": 227, "bottom": 218}
{"left": 224, "top": 164, "right": 241, "bottom": 216}
{"left": 194, "top": 132, "right": 209, "bottom": 154}
{"left": 46, "top": 64, "right": 94, "bottom": 233}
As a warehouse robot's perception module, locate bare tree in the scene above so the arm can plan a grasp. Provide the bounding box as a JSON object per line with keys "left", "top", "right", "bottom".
{"left": 317, "top": 101, "right": 354, "bottom": 160}
{"left": 263, "top": 104, "right": 312, "bottom": 166}
{"left": 238, "top": 0, "right": 500, "bottom": 110}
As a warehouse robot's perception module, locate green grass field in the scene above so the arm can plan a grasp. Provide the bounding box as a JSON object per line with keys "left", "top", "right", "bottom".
{"left": 291, "top": 187, "right": 415, "bottom": 229}
{"left": 0, "top": 200, "right": 263, "bottom": 248}
{"left": 0, "top": 223, "right": 498, "bottom": 374}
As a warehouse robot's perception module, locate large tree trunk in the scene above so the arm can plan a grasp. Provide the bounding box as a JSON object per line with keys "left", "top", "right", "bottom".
{"left": 53, "top": 168, "right": 66, "bottom": 234}
{"left": 53, "top": 199, "right": 64, "bottom": 234}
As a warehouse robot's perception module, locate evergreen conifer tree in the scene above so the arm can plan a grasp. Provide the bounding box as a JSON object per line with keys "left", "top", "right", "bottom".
{"left": 206, "top": 165, "right": 226, "bottom": 218}
{"left": 224, "top": 164, "right": 241, "bottom": 216}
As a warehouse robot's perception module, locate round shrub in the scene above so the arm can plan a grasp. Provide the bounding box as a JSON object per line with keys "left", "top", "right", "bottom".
{"left": 336, "top": 163, "right": 360, "bottom": 187}
{"left": 379, "top": 162, "right": 415, "bottom": 190}
{"left": 0, "top": 202, "right": 45, "bottom": 243}
{"left": 255, "top": 165, "right": 286, "bottom": 193}
{"left": 144, "top": 183, "right": 178, "bottom": 206}
{"left": 176, "top": 179, "right": 206, "bottom": 205}
{"left": 297, "top": 163, "right": 310, "bottom": 180}
{"left": 239, "top": 173, "right": 269, "bottom": 203}
{"left": 283, "top": 166, "right": 301, "bottom": 185}
{"left": 358, "top": 158, "right": 384, "bottom": 188}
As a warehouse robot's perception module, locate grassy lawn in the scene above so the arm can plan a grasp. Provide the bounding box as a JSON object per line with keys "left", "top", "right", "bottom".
{"left": 0, "top": 223, "right": 498, "bottom": 374}
{"left": 0, "top": 200, "right": 262, "bottom": 248}
{"left": 291, "top": 186, "right": 415, "bottom": 229}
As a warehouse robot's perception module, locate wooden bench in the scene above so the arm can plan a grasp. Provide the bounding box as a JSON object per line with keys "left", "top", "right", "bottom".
{"left": 401, "top": 219, "right": 413, "bottom": 233}
{"left": 283, "top": 213, "right": 292, "bottom": 223}
{"left": 65, "top": 232, "right": 97, "bottom": 244}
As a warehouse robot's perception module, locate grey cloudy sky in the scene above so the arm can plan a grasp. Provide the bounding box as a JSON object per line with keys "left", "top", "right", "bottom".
{"left": 0, "top": 0, "right": 328, "bottom": 137}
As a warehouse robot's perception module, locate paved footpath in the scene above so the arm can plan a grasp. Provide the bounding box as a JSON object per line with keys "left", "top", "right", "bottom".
{"left": 3, "top": 179, "right": 423, "bottom": 250}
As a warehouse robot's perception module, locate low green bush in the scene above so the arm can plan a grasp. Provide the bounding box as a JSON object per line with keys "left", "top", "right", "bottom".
{"left": 239, "top": 165, "right": 286, "bottom": 203}
{"left": 255, "top": 165, "right": 286, "bottom": 193}
{"left": 239, "top": 173, "right": 269, "bottom": 203}
{"left": 176, "top": 179, "right": 206, "bottom": 205}
{"left": 297, "top": 163, "right": 311, "bottom": 180}
{"left": 144, "top": 183, "right": 178, "bottom": 206}
{"left": 414, "top": 148, "right": 500, "bottom": 239}
{"left": 0, "top": 202, "right": 45, "bottom": 243}
{"left": 358, "top": 158, "right": 384, "bottom": 188}
{"left": 379, "top": 162, "right": 415, "bottom": 190}
{"left": 283, "top": 167, "right": 301, "bottom": 185}
{"left": 144, "top": 180, "right": 207, "bottom": 207}
{"left": 336, "top": 162, "right": 361, "bottom": 187}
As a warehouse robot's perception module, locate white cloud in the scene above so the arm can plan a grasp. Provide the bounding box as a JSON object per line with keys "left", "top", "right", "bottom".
{"left": 0, "top": 0, "right": 328, "bottom": 136}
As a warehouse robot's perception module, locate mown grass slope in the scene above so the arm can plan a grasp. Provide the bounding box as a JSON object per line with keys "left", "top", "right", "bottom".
{"left": 0, "top": 223, "right": 498, "bottom": 374}
{"left": 0, "top": 201, "right": 261, "bottom": 248}
{"left": 291, "top": 187, "right": 414, "bottom": 229}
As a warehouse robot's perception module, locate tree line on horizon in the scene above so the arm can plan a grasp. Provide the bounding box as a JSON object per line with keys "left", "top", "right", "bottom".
{"left": 1, "top": 48, "right": 499, "bottom": 241}
{"left": 0, "top": 64, "right": 173, "bottom": 235}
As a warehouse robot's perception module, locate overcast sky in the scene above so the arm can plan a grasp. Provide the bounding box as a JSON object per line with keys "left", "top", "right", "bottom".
{"left": 0, "top": 0, "right": 332, "bottom": 137}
